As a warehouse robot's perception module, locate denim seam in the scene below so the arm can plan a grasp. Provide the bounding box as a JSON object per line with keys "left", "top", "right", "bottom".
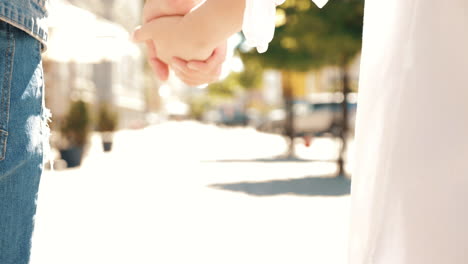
{"left": 0, "top": 130, "right": 7, "bottom": 161}
{"left": 0, "top": 155, "right": 28, "bottom": 180}
{"left": 0, "top": 1, "right": 48, "bottom": 50}
{"left": 0, "top": 24, "right": 14, "bottom": 161}
{"left": 0, "top": 16, "right": 46, "bottom": 51}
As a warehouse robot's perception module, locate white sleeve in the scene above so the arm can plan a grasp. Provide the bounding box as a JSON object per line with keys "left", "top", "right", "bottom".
{"left": 242, "top": 0, "right": 329, "bottom": 53}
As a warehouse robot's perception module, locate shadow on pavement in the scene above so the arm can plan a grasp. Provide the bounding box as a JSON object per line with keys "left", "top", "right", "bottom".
{"left": 202, "top": 156, "right": 338, "bottom": 163}
{"left": 209, "top": 176, "right": 351, "bottom": 197}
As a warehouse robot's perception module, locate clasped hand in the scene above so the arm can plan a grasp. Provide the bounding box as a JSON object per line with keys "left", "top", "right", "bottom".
{"left": 132, "top": 0, "right": 226, "bottom": 86}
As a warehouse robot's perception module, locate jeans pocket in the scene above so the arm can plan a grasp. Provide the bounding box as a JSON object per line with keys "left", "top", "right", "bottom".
{"left": 0, "top": 22, "right": 15, "bottom": 161}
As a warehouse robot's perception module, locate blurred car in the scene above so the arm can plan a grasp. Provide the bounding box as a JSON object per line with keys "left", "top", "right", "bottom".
{"left": 219, "top": 110, "right": 249, "bottom": 126}
{"left": 203, "top": 107, "right": 249, "bottom": 127}
{"left": 256, "top": 101, "right": 357, "bottom": 138}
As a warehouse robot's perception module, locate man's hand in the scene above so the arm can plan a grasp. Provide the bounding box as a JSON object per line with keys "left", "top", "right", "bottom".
{"left": 141, "top": 0, "right": 188, "bottom": 81}
{"left": 141, "top": 0, "right": 204, "bottom": 81}
{"left": 136, "top": 0, "right": 227, "bottom": 85}
{"left": 134, "top": 16, "right": 187, "bottom": 64}
{"left": 147, "top": 39, "right": 226, "bottom": 86}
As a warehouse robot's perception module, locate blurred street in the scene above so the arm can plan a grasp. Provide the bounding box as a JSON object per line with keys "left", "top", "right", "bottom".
{"left": 31, "top": 121, "right": 353, "bottom": 264}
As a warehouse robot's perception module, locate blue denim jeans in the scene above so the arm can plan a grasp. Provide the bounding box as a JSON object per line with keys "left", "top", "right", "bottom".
{"left": 0, "top": 21, "right": 46, "bottom": 264}
{"left": 0, "top": 0, "right": 48, "bottom": 47}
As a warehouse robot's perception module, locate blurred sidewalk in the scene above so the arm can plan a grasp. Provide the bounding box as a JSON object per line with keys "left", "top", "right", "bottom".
{"left": 31, "top": 121, "right": 352, "bottom": 264}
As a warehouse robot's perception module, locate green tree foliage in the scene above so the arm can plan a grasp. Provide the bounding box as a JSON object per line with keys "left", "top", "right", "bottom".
{"left": 232, "top": 59, "right": 264, "bottom": 91}
{"left": 240, "top": 0, "right": 364, "bottom": 161}
{"left": 206, "top": 76, "right": 239, "bottom": 99}
{"left": 241, "top": 0, "right": 364, "bottom": 70}
{"left": 190, "top": 60, "right": 265, "bottom": 120}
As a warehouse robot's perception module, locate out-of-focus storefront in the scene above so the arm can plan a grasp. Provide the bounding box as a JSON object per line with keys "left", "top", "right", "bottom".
{"left": 43, "top": 0, "right": 145, "bottom": 128}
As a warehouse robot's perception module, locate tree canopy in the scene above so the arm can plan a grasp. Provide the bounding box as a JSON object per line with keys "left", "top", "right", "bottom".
{"left": 241, "top": 0, "right": 364, "bottom": 71}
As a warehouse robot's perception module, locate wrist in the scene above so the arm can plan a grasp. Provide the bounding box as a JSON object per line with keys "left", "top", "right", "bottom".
{"left": 165, "top": 0, "right": 203, "bottom": 14}
{"left": 144, "top": 0, "right": 203, "bottom": 21}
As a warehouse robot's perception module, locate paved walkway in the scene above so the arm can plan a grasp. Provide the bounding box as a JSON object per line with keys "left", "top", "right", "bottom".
{"left": 31, "top": 121, "right": 352, "bottom": 264}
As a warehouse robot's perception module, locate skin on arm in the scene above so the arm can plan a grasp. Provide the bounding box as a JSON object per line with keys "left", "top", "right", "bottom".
{"left": 143, "top": 0, "right": 202, "bottom": 21}
{"left": 178, "top": 0, "right": 246, "bottom": 55}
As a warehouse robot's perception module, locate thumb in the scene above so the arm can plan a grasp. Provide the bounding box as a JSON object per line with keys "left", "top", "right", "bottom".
{"left": 132, "top": 23, "right": 155, "bottom": 43}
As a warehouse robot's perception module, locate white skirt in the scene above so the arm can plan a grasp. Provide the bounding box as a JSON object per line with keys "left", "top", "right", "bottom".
{"left": 349, "top": 0, "right": 468, "bottom": 263}
{"left": 243, "top": 0, "right": 468, "bottom": 263}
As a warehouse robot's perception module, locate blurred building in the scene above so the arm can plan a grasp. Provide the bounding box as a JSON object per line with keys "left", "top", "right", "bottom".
{"left": 67, "top": 0, "right": 142, "bottom": 32}
{"left": 43, "top": 0, "right": 145, "bottom": 128}
{"left": 261, "top": 55, "right": 361, "bottom": 106}
{"left": 200, "top": 53, "right": 361, "bottom": 129}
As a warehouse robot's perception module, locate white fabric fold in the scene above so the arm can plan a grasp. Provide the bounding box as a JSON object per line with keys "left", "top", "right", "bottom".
{"left": 242, "top": 0, "right": 329, "bottom": 53}
{"left": 313, "top": 0, "right": 329, "bottom": 8}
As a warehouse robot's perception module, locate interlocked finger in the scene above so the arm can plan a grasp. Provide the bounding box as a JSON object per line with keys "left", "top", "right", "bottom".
{"left": 173, "top": 67, "right": 214, "bottom": 86}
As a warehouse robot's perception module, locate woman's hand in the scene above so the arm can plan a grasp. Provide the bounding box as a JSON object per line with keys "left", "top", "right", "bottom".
{"left": 134, "top": 16, "right": 187, "bottom": 64}
{"left": 133, "top": 16, "right": 226, "bottom": 86}
{"left": 170, "top": 42, "right": 227, "bottom": 86}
